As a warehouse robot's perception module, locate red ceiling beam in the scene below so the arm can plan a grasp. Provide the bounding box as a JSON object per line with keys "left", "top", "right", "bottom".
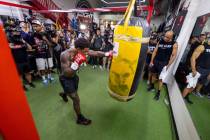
{"left": 0, "top": 0, "right": 68, "bottom": 26}
{"left": 0, "top": 1, "right": 36, "bottom": 10}
{"left": 0, "top": 1, "right": 154, "bottom": 24}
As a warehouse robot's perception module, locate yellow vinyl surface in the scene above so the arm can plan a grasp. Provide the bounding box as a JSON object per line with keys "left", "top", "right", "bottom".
{"left": 108, "top": 25, "right": 143, "bottom": 100}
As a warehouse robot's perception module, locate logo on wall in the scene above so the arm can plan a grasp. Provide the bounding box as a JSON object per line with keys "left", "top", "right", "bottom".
{"left": 75, "top": 0, "right": 93, "bottom": 25}
{"left": 76, "top": 0, "right": 91, "bottom": 8}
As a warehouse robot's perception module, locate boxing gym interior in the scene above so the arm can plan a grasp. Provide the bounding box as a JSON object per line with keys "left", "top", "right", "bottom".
{"left": 0, "top": 0, "right": 210, "bottom": 140}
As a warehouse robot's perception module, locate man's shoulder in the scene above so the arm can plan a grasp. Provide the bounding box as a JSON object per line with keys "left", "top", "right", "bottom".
{"left": 61, "top": 49, "right": 76, "bottom": 56}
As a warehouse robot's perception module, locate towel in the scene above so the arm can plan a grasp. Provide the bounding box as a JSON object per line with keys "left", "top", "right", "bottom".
{"left": 159, "top": 66, "right": 168, "bottom": 80}
{"left": 186, "top": 72, "right": 201, "bottom": 88}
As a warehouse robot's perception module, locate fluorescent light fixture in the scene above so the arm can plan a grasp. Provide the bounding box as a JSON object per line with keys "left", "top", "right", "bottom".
{"left": 80, "top": 24, "right": 87, "bottom": 30}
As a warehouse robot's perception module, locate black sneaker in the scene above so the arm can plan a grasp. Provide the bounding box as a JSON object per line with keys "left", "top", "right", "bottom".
{"left": 77, "top": 115, "right": 92, "bottom": 125}
{"left": 184, "top": 96, "right": 193, "bottom": 104}
{"left": 154, "top": 92, "right": 160, "bottom": 101}
{"left": 29, "top": 83, "right": 36, "bottom": 88}
{"left": 147, "top": 85, "right": 155, "bottom": 92}
{"left": 59, "top": 92, "right": 68, "bottom": 102}
{"left": 23, "top": 85, "right": 28, "bottom": 91}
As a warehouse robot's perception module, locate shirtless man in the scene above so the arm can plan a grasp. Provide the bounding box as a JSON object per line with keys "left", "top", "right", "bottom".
{"left": 59, "top": 38, "right": 113, "bottom": 125}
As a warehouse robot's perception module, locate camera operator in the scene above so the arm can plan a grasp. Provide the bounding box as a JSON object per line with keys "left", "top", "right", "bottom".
{"left": 7, "top": 24, "right": 35, "bottom": 91}
{"left": 31, "top": 20, "right": 54, "bottom": 85}
{"left": 20, "top": 22, "right": 38, "bottom": 75}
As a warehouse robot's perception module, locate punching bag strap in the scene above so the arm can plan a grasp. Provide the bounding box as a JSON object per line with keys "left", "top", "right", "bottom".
{"left": 124, "top": 0, "right": 136, "bottom": 28}
{"left": 123, "top": 0, "right": 132, "bottom": 19}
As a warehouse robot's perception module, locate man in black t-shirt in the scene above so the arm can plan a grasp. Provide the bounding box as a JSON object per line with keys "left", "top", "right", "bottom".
{"left": 32, "top": 20, "right": 54, "bottom": 85}
{"left": 51, "top": 31, "right": 62, "bottom": 73}
{"left": 102, "top": 37, "right": 113, "bottom": 70}
{"left": 9, "top": 28, "right": 35, "bottom": 90}
{"left": 182, "top": 38, "right": 210, "bottom": 104}
{"left": 148, "top": 31, "right": 178, "bottom": 100}
{"left": 186, "top": 34, "right": 206, "bottom": 67}
{"left": 90, "top": 28, "right": 104, "bottom": 69}
{"left": 92, "top": 22, "right": 98, "bottom": 34}
{"left": 145, "top": 32, "right": 158, "bottom": 85}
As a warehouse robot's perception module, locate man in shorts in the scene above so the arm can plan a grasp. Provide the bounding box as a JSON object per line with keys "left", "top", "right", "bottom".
{"left": 9, "top": 26, "right": 35, "bottom": 90}
{"left": 148, "top": 31, "right": 178, "bottom": 100}
{"left": 59, "top": 38, "right": 113, "bottom": 125}
{"left": 182, "top": 37, "right": 210, "bottom": 104}
{"left": 32, "top": 20, "right": 54, "bottom": 85}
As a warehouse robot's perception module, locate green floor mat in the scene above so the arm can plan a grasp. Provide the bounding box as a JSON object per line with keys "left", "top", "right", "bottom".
{"left": 26, "top": 66, "right": 175, "bottom": 140}
{"left": 186, "top": 95, "right": 210, "bottom": 140}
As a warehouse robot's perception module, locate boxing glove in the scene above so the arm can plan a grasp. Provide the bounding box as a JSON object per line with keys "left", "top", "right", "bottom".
{"left": 71, "top": 52, "right": 87, "bottom": 71}
{"left": 105, "top": 51, "right": 114, "bottom": 58}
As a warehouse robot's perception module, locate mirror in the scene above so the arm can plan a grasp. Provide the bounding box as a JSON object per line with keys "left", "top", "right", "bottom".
{"left": 175, "top": 13, "right": 210, "bottom": 140}
{"left": 0, "top": 10, "right": 177, "bottom": 140}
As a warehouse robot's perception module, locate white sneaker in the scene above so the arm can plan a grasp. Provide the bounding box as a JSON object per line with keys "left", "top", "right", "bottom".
{"left": 92, "top": 65, "right": 96, "bottom": 69}
{"left": 49, "top": 77, "right": 55, "bottom": 82}
{"left": 164, "top": 98, "right": 169, "bottom": 106}
{"left": 194, "top": 92, "right": 204, "bottom": 98}
{"left": 99, "top": 66, "right": 103, "bottom": 70}
{"left": 42, "top": 79, "right": 48, "bottom": 85}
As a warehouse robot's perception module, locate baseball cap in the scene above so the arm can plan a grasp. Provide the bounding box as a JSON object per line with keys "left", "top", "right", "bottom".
{"left": 32, "top": 20, "right": 42, "bottom": 26}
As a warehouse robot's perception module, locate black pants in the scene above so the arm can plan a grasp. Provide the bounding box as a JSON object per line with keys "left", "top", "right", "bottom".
{"left": 92, "top": 56, "right": 99, "bottom": 66}
{"left": 54, "top": 51, "right": 62, "bottom": 73}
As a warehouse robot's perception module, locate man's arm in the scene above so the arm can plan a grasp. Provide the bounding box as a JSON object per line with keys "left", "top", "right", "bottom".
{"left": 147, "top": 48, "right": 151, "bottom": 54}
{"left": 87, "top": 50, "right": 106, "bottom": 57}
{"left": 60, "top": 54, "right": 75, "bottom": 77}
{"left": 191, "top": 45, "right": 205, "bottom": 76}
{"left": 167, "top": 43, "right": 178, "bottom": 69}
{"left": 150, "top": 42, "right": 159, "bottom": 66}
{"left": 22, "top": 39, "right": 33, "bottom": 51}
{"left": 91, "top": 35, "right": 95, "bottom": 44}
{"left": 42, "top": 35, "right": 52, "bottom": 47}
{"left": 141, "top": 37, "right": 150, "bottom": 44}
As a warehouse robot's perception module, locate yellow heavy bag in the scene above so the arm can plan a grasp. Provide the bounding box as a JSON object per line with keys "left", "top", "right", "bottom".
{"left": 108, "top": 0, "right": 150, "bottom": 102}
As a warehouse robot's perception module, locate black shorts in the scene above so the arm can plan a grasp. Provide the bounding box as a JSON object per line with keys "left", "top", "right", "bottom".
{"left": 59, "top": 75, "right": 79, "bottom": 94}
{"left": 150, "top": 60, "right": 168, "bottom": 75}
{"left": 16, "top": 62, "right": 30, "bottom": 75}
{"left": 197, "top": 67, "right": 210, "bottom": 85}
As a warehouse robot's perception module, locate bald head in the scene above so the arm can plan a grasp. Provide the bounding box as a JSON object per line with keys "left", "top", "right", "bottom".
{"left": 164, "top": 31, "right": 174, "bottom": 42}
{"left": 166, "top": 31, "right": 174, "bottom": 37}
